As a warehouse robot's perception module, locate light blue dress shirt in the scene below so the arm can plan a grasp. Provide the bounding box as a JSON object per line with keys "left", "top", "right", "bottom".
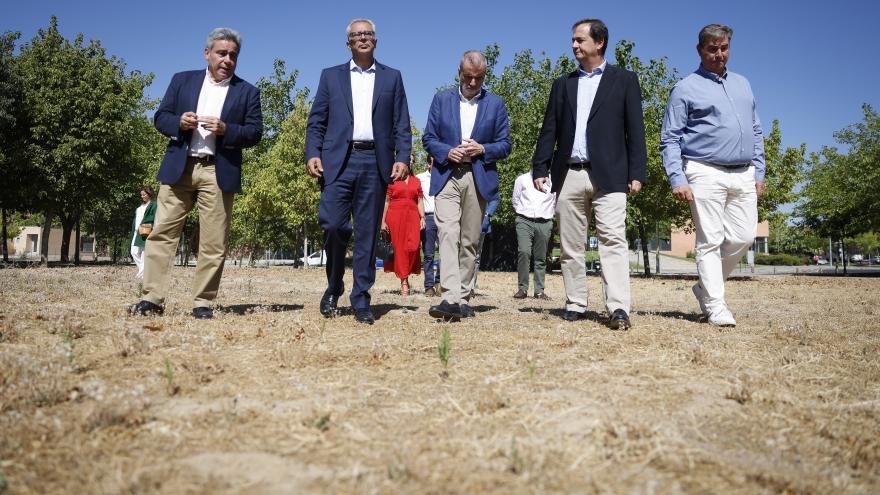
{"left": 570, "top": 61, "right": 606, "bottom": 163}
{"left": 660, "top": 66, "right": 765, "bottom": 188}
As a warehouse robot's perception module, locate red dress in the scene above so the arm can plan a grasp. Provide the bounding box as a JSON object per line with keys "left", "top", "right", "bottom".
{"left": 384, "top": 176, "right": 422, "bottom": 279}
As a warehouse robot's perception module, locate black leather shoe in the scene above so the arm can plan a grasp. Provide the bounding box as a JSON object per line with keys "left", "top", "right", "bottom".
{"left": 320, "top": 287, "right": 342, "bottom": 318}
{"left": 459, "top": 304, "right": 475, "bottom": 318}
{"left": 129, "top": 300, "right": 163, "bottom": 316}
{"left": 561, "top": 310, "right": 584, "bottom": 322}
{"left": 192, "top": 307, "right": 214, "bottom": 319}
{"left": 354, "top": 308, "right": 375, "bottom": 325}
{"left": 429, "top": 301, "right": 461, "bottom": 321}
{"left": 607, "top": 309, "right": 631, "bottom": 330}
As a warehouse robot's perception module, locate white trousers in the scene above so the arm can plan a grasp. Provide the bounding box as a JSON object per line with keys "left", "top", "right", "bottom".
{"left": 556, "top": 169, "right": 630, "bottom": 314}
{"left": 130, "top": 243, "right": 145, "bottom": 279}
{"left": 685, "top": 159, "right": 758, "bottom": 314}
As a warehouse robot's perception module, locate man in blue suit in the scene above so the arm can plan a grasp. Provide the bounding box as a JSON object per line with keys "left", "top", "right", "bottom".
{"left": 130, "top": 27, "right": 263, "bottom": 320}
{"left": 306, "top": 18, "right": 412, "bottom": 325}
{"left": 423, "top": 51, "right": 512, "bottom": 320}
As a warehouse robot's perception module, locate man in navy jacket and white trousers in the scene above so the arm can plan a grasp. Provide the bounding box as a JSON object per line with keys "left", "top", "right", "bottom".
{"left": 130, "top": 27, "right": 262, "bottom": 320}
{"left": 423, "top": 50, "right": 512, "bottom": 321}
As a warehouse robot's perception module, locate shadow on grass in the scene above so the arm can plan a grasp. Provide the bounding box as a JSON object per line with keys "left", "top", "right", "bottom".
{"left": 635, "top": 310, "right": 704, "bottom": 323}
{"left": 221, "top": 303, "right": 303, "bottom": 315}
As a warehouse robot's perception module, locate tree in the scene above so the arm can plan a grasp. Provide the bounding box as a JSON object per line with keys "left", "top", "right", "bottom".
{"left": 0, "top": 30, "right": 26, "bottom": 262}
{"left": 848, "top": 231, "right": 880, "bottom": 258}
{"left": 15, "top": 17, "right": 154, "bottom": 264}
{"left": 797, "top": 104, "right": 880, "bottom": 273}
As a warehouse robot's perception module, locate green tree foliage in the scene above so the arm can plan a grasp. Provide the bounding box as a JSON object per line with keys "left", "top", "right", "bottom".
{"left": 0, "top": 30, "right": 26, "bottom": 261}
{"left": 14, "top": 17, "right": 154, "bottom": 263}
{"left": 798, "top": 104, "right": 880, "bottom": 239}
{"left": 760, "top": 120, "right": 805, "bottom": 223}
{"left": 768, "top": 216, "right": 824, "bottom": 254}
{"left": 847, "top": 231, "right": 880, "bottom": 257}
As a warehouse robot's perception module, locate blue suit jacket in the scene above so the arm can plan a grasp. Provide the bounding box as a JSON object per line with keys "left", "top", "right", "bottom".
{"left": 305, "top": 61, "right": 411, "bottom": 185}
{"left": 422, "top": 87, "right": 511, "bottom": 200}
{"left": 154, "top": 70, "right": 263, "bottom": 193}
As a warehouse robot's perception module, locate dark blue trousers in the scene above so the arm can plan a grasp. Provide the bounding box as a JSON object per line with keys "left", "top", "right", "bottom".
{"left": 421, "top": 213, "right": 440, "bottom": 289}
{"left": 318, "top": 149, "right": 386, "bottom": 310}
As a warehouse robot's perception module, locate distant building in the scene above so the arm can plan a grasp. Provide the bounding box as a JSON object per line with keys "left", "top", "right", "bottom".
{"left": 664, "top": 221, "right": 769, "bottom": 258}
{"left": 9, "top": 226, "right": 98, "bottom": 261}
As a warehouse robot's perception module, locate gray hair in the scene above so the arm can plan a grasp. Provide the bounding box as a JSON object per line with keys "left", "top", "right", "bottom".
{"left": 206, "top": 27, "right": 241, "bottom": 50}
{"left": 346, "top": 18, "right": 377, "bottom": 37}
{"left": 698, "top": 24, "right": 733, "bottom": 47}
{"left": 459, "top": 50, "right": 487, "bottom": 70}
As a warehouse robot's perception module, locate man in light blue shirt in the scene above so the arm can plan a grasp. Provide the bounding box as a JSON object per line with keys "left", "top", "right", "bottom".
{"left": 660, "top": 24, "right": 765, "bottom": 327}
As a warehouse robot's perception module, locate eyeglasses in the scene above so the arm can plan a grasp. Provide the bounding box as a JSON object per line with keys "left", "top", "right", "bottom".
{"left": 348, "top": 31, "right": 375, "bottom": 40}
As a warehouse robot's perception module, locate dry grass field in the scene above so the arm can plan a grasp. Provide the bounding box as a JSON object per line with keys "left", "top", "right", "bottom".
{"left": 1, "top": 265, "right": 878, "bottom": 494}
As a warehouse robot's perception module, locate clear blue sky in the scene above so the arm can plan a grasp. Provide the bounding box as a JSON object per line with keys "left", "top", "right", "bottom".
{"left": 4, "top": 0, "right": 878, "bottom": 155}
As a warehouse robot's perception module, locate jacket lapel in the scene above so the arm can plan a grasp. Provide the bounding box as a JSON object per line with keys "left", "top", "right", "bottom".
{"left": 186, "top": 71, "right": 204, "bottom": 112}
{"left": 451, "top": 88, "right": 462, "bottom": 144}
{"left": 471, "top": 88, "right": 488, "bottom": 140}
{"left": 371, "top": 63, "right": 384, "bottom": 113}
{"left": 566, "top": 71, "right": 578, "bottom": 122}
{"left": 339, "top": 64, "right": 354, "bottom": 117}
{"left": 588, "top": 65, "right": 615, "bottom": 121}
{"left": 219, "top": 75, "right": 241, "bottom": 122}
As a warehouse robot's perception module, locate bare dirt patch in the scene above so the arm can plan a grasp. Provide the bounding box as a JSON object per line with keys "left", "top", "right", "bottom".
{"left": 1, "top": 266, "right": 878, "bottom": 493}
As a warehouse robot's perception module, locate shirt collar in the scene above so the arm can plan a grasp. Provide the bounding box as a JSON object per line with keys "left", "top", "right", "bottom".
{"left": 577, "top": 60, "right": 606, "bottom": 78}
{"left": 458, "top": 86, "right": 485, "bottom": 103}
{"left": 205, "top": 68, "right": 232, "bottom": 86}
{"left": 696, "top": 65, "right": 727, "bottom": 82}
{"left": 350, "top": 59, "right": 376, "bottom": 73}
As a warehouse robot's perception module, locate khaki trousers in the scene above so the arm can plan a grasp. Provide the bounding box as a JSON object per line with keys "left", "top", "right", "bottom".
{"left": 142, "top": 159, "right": 234, "bottom": 308}
{"left": 556, "top": 169, "right": 630, "bottom": 314}
{"left": 435, "top": 166, "right": 486, "bottom": 305}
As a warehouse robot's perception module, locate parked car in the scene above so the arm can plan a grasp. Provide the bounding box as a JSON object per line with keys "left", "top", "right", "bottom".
{"left": 299, "top": 250, "right": 327, "bottom": 267}
{"left": 816, "top": 257, "right": 828, "bottom": 265}
{"left": 850, "top": 254, "right": 864, "bottom": 263}
{"left": 872, "top": 256, "right": 880, "bottom": 264}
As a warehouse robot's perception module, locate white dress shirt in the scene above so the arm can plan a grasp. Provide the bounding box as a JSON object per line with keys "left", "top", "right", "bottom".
{"left": 512, "top": 172, "right": 556, "bottom": 220}
{"left": 570, "top": 60, "right": 606, "bottom": 163}
{"left": 350, "top": 60, "right": 376, "bottom": 141}
{"left": 416, "top": 170, "right": 435, "bottom": 213}
{"left": 190, "top": 69, "right": 231, "bottom": 157}
{"left": 458, "top": 87, "right": 481, "bottom": 163}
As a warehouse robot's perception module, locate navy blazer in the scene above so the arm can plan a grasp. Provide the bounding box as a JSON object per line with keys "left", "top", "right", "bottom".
{"left": 532, "top": 65, "right": 647, "bottom": 194}
{"left": 305, "top": 61, "right": 411, "bottom": 185}
{"left": 153, "top": 70, "right": 263, "bottom": 193}
{"left": 422, "top": 87, "right": 512, "bottom": 200}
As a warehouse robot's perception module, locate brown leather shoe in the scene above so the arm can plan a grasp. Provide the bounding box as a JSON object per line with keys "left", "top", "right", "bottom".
{"left": 424, "top": 287, "right": 436, "bottom": 297}
{"left": 513, "top": 289, "right": 528, "bottom": 299}
{"left": 534, "top": 292, "right": 551, "bottom": 301}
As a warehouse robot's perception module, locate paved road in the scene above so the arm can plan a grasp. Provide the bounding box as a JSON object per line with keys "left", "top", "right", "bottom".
{"left": 629, "top": 252, "right": 880, "bottom": 277}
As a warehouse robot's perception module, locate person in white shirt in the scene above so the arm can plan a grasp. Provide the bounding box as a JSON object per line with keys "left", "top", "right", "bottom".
{"left": 130, "top": 185, "right": 157, "bottom": 280}
{"left": 416, "top": 156, "right": 440, "bottom": 296}
{"left": 511, "top": 171, "right": 556, "bottom": 300}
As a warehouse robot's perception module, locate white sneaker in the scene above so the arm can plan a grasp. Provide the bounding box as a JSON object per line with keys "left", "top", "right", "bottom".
{"left": 708, "top": 308, "right": 736, "bottom": 327}
{"left": 692, "top": 283, "right": 709, "bottom": 316}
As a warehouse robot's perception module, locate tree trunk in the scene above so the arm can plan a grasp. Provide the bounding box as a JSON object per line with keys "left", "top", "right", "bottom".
{"left": 841, "top": 237, "right": 848, "bottom": 275}
{"left": 2, "top": 208, "right": 8, "bottom": 263}
{"left": 40, "top": 211, "right": 53, "bottom": 266}
{"left": 74, "top": 216, "right": 81, "bottom": 266}
{"left": 638, "top": 219, "right": 651, "bottom": 277}
{"left": 112, "top": 236, "right": 119, "bottom": 264}
{"left": 59, "top": 214, "right": 76, "bottom": 263}
{"left": 302, "top": 224, "right": 308, "bottom": 269}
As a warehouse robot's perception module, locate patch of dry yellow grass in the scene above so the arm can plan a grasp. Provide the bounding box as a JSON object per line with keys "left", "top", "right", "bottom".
{"left": 1, "top": 266, "right": 878, "bottom": 493}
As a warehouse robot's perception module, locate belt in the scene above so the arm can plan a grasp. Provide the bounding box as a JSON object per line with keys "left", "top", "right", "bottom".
{"left": 188, "top": 154, "right": 215, "bottom": 163}
{"left": 568, "top": 161, "right": 591, "bottom": 170}
{"left": 351, "top": 141, "right": 375, "bottom": 150}
{"left": 517, "top": 213, "right": 552, "bottom": 222}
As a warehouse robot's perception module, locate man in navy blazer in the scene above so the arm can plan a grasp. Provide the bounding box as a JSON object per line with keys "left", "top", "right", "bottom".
{"left": 130, "top": 27, "right": 263, "bottom": 320}
{"left": 533, "top": 18, "right": 646, "bottom": 329}
{"left": 306, "top": 18, "right": 411, "bottom": 325}
{"left": 423, "top": 51, "right": 511, "bottom": 320}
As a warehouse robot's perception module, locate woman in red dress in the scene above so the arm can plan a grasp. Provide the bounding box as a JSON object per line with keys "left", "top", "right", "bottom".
{"left": 381, "top": 175, "right": 426, "bottom": 295}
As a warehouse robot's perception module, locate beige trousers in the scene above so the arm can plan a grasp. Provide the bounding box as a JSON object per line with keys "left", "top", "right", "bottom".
{"left": 142, "top": 159, "right": 234, "bottom": 309}
{"left": 556, "top": 169, "right": 630, "bottom": 314}
{"left": 434, "top": 166, "right": 486, "bottom": 305}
